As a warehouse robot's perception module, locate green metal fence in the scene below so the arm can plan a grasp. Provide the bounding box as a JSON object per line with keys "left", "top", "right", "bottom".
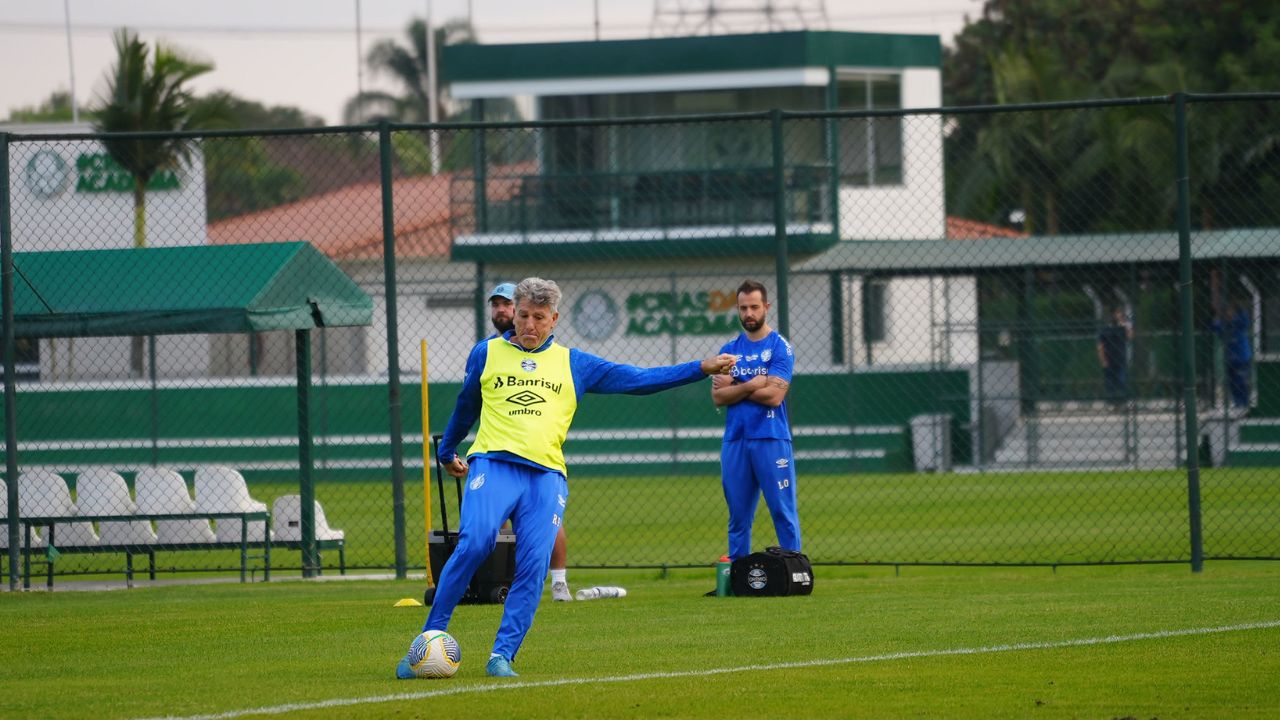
{"left": 3, "top": 92, "right": 1279, "bottom": 588}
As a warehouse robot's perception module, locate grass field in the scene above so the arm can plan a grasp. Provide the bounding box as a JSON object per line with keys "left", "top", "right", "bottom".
{"left": 2, "top": 562, "right": 1278, "bottom": 719}
{"left": 23, "top": 466, "right": 1280, "bottom": 582}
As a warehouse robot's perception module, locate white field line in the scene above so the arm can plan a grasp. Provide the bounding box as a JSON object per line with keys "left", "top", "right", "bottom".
{"left": 136, "top": 618, "right": 1280, "bottom": 720}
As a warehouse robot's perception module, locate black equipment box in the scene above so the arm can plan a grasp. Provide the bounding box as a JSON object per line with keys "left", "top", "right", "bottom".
{"left": 424, "top": 434, "right": 516, "bottom": 606}
{"left": 427, "top": 530, "right": 516, "bottom": 605}
{"left": 730, "top": 547, "right": 814, "bottom": 597}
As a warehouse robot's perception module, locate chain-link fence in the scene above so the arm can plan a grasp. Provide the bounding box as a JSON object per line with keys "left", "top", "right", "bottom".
{"left": 3, "top": 93, "right": 1279, "bottom": 587}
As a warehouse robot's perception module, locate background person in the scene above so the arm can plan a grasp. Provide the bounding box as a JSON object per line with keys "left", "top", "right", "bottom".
{"left": 1214, "top": 296, "right": 1254, "bottom": 411}
{"left": 487, "top": 282, "right": 572, "bottom": 601}
{"left": 400, "top": 277, "right": 735, "bottom": 678}
{"left": 710, "top": 280, "right": 802, "bottom": 572}
{"left": 1097, "top": 306, "right": 1132, "bottom": 407}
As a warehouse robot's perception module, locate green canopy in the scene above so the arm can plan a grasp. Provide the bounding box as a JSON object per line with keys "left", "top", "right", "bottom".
{"left": 794, "top": 228, "right": 1280, "bottom": 275}
{"left": 12, "top": 242, "right": 372, "bottom": 338}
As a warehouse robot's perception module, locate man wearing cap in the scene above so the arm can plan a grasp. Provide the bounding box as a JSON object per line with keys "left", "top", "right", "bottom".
{"left": 486, "top": 282, "right": 574, "bottom": 602}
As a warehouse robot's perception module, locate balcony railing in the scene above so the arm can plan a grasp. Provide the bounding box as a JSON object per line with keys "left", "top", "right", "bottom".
{"left": 450, "top": 164, "right": 833, "bottom": 237}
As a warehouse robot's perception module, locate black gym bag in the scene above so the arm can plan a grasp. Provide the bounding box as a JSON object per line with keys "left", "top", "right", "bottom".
{"left": 730, "top": 546, "right": 814, "bottom": 597}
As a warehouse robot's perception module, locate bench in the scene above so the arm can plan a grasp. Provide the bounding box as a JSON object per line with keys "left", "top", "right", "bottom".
{"left": 6, "top": 511, "right": 271, "bottom": 589}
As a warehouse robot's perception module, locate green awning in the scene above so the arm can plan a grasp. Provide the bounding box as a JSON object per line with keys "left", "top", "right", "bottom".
{"left": 12, "top": 242, "right": 372, "bottom": 338}
{"left": 794, "top": 228, "right": 1280, "bottom": 275}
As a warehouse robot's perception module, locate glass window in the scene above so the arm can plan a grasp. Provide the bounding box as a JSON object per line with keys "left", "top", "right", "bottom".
{"left": 538, "top": 86, "right": 827, "bottom": 174}
{"left": 836, "top": 73, "right": 903, "bottom": 186}
{"left": 864, "top": 279, "right": 888, "bottom": 343}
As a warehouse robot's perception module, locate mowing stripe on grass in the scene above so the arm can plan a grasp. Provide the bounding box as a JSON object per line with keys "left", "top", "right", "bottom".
{"left": 139, "top": 619, "right": 1280, "bottom": 720}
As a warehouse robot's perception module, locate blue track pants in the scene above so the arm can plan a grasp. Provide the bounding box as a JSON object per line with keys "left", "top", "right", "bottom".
{"left": 720, "top": 438, "right": 801, "bottom": 560}
{"left": 423, "top": 456, "right": 567, "bottom": 661}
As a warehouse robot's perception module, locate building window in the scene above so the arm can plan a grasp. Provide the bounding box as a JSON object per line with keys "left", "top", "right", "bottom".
{"left": 863, "top": 279, "right": 888, "bottom": 343}
{"left": 837, "top": 74, "right": 903, "bottom": 186}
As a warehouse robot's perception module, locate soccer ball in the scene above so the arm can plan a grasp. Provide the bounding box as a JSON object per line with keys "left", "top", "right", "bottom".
{"left": 405, "top": 630, "right": 462, "bottom": 678}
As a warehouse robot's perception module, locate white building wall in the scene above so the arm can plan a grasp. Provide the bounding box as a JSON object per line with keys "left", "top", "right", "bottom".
{"left": 6, "top": 125, "right": 212, "bottom": 381}
{"left": 834, "top": 68, "right": 978, "bottom": 367}
{"left": 6, "top": 128, "right": 209, "bottom": 251}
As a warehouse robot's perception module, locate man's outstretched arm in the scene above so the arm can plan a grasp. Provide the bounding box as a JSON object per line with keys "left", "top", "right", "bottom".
{"left": 573, "top": 350, "right": 736, "bottom": 396}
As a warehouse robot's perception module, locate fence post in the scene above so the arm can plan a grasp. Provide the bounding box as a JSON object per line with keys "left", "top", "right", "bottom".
{"left": 295, "top": 329, "right": 318, "bottom": 577}
{"left": 1173, "top": 93, "right": 1204, "bottom": 572}
{"left": 474, "top": 261, "right": 487, "bottom": 344}
{"left": 770, "top": 109, "right": 790, "bottom": 337}
{"left": 1, "top": 132, "right": 20, "bottom": 591}
{"left": 380, "top": 121, "right": 409, "bottom": 579}
{"left": 825, "top": 65, "right": 840, "bottom": 243}
{"left": 149, "top": 336, "right": 159, "bottom": 466}
{"left": 473, "top": 101, "right": 488, "bottom": 233}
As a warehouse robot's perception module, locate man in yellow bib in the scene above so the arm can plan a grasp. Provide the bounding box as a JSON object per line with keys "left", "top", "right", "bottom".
{"left": 397, "top": 277, "right": 735, "bottom": 679}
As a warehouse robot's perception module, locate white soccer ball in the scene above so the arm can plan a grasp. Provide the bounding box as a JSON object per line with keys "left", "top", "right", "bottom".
{"left": 406, "top": 630, "right": 461, "bottom": 678}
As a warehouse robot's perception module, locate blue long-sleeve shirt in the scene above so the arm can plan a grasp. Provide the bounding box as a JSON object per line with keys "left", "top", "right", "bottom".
{"left": 438, "top": 332, "right": 705, "bottom": 475}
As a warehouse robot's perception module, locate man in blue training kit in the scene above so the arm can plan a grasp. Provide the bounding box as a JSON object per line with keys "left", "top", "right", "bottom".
{"left": 711, "top": 279, "right": 802, "bottom": 567}
{"left": 486, "top": 281, "right": 573, "bottom": 601}
{"left": 397, "top": 277, "right": 735, "bottom": 679}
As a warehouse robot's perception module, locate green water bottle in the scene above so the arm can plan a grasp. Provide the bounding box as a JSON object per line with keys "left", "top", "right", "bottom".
{"left": 715, "top": 555, "right": 733, "bottom": 597}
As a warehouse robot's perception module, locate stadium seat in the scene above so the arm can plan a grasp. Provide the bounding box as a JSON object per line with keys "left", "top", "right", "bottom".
{"left": 0, "top": 478, "right": 42, "bottom": 549}
{"left": 75, "top": 469, "right": 157, "bottom": 546}
{"left": 16, "top": 470, "right": 99, "bottom": 547}
{"left": 271, "top": 495, "right": 345, "bottom": 543}
{"left": 194, "top": 466, "right": 270, "bottom": 543}
{"left": 135, "top": 468, "right": 217, "bottom": 544}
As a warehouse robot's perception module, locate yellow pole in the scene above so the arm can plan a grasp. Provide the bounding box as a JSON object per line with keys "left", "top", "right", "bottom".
{"left": 421, "top": 339, "right": 435, "bottom": 587}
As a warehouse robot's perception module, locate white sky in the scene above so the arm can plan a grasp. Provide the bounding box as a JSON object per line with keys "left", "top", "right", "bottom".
{"left": 0, "top": 0, "right": 982, "bottom": 126}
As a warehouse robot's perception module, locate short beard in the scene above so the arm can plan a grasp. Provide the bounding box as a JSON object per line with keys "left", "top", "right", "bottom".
{"left": 492, "top": 319, "right": 514, "bottom": 334}
{"left": 741, "top": 318, "right": 762, "bottom": 332}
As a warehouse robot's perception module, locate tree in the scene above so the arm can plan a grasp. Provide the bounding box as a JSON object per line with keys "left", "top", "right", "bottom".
{"left": 4, "top": 91, "right": 84, "bottom": 123}
{"left": 943, "top": 0, "right": 1280, "bottom": 234}
{"left": 95, "top": 28, "right": 216, "bottom": 248}
{"left": 343, "top": 17, "right": 478, "bottom": 124}
{"left": 342, "top": 17, "right": 527, "bottom": 176}
{"left": 94, "top": 28, "right": 217, "bottom": 376}
{"left": 191, "top": 91, "right": 321, "bottom": 222}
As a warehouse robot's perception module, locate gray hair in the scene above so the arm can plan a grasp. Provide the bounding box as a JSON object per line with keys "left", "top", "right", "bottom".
{"left": 514, "top": 277, "right": 562, "bottom": 313}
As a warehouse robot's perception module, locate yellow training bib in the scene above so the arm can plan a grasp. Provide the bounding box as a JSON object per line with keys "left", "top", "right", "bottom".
{"left": 468, "top": 338, "right": 578, "bottom": 475}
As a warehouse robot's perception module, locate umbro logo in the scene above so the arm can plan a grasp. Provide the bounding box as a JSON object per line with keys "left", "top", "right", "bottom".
{"left": 507, "top": 390, "right": 546, "bottom": 407}
{"left": 775, "top": 458, "right": 789, "bottom": 469}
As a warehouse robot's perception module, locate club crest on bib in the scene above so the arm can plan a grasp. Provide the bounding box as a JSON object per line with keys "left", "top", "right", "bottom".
{"left": 521, "top": 359, "right": 537, "bottom": 372}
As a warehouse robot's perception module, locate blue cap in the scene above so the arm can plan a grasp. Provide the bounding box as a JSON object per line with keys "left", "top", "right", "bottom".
{"left": 488, "top": 282, "right": 516, "bottom": 301}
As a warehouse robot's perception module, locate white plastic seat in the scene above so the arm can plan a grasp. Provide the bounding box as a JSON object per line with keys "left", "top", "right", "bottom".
{"left": 75, "top": 469, "right": 157, "bottom": 546}
{"left": 194, "top": 466, "right": 270, "bottom": 543}
{"left": 17, "top": 470, "right": 99, "bottom": 546}
{"left": 271, "top": 495, "right": 345, "bottom": 542}
{"left": 0, "top": 478, "right": 40, "bottom": 549}
{"left": 135, "top": 468, "right": 216, "bottom": 544}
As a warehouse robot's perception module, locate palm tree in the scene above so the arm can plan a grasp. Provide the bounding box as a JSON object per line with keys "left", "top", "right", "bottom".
{"left": 96, "top": 28, "right": 214, "bottom": 248}
{"left": 95, "top": 28, "right": 215, "bottom": 375}
{"left": 344, "top": 18, "right": 478, "bottom": 124}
